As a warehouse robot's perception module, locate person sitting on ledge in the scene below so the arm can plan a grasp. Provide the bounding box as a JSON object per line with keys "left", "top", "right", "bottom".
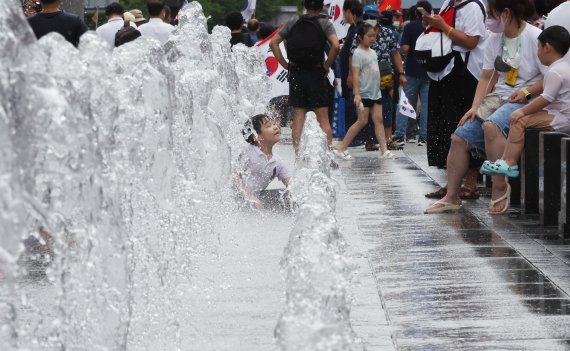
{"left": 234, "top": 114, "right": 291, "bottom": 209}
{"left": 481, "top": 25, "right": 570, "bottom": 178}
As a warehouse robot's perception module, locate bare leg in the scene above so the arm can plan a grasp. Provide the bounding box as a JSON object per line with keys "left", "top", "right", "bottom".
{"left": 384, "top": 126, "right": 392, "bottom": 143}
{"left": 483, "top": 122, "right": 508, "bottom": 213}
{"left": 426, "top": 134, "right": 471, "bottom": 210}
{"left": 463, "top": 168, "right": 479, "bottom": 191}
{"left": 313, "top": 106, "right": 333, "bottom": 147}
{"left": 337, "top": 107, "right": 370, "bottom": 152}
{"left": 291, "top": 108, "right": 306, "bottom": 155}
{"left": 370, "top": 104, "right": 388, "bottom": 154}
{"left": 503, "top": 142, "right": 525, "bottom": 167}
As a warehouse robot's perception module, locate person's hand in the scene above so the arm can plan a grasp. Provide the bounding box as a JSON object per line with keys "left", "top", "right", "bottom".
{"left": 283, "top": 61, "right": 289, "bottom": 70}
{"left": 458, "top": 107, "right": 477, "bottom": 126}
{"left": 323, "top": 63, "right": 331, "bottom": 73}
{"left": 347, "top": 75, "right": 353, "bottom": 89}
{"left": 510, "top": 109, "right": 525, "bottom": 124}
{"left": 354, "top": 94, "right": 362, "bottom": 108}
{"left": 509, "top": 90, "right": 526, "bottom": 103}
{"left": 422, "top": 14, "right": 447, "bottom": 31}
{"left": 399, "top": 74, "right": 407, "bottom": 87}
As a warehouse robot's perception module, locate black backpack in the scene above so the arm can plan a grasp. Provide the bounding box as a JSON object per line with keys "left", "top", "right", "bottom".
{"left": 115, "top": 20, "right": 141, "bottom": 47}
{"left": 287, "top": 15, "right": 326, "bottom": 68}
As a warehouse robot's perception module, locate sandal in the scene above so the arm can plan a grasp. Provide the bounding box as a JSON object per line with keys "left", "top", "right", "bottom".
{"left": 424, "top": 200, "right": 462, "bottom": 214}
{"left": 387, "top": 140, "right": 404, "bottom": 150}
{"left": 460, "top": 186, "right": 480, "bottom": 200}
{"left": 425, "top": 187, "right": 447, "bottom": 199}
{"left": 333, "top": 149, "right": 354, "bottom": 160}
{"left": 488, "top": 183, "right": 511, "bottom": 215}
{"left": 381, "top": 150, "right": 398, "bottom": 159}
{"left": 481, "top": 159, "right": 519, "bottom": 177}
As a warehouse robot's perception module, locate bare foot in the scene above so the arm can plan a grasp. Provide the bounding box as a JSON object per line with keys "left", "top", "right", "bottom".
{"left": 488, "top": 184, "right": 509, "bottom": 214}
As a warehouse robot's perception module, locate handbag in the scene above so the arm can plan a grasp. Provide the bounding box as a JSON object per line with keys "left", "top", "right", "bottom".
{"left": 476, "top": 93, "right": 505, "bottom": 121}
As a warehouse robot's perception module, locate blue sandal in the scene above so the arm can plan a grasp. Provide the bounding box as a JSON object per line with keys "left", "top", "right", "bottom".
{"left": 480, "top": 160, "right": 501, "bottom": 176}
{"left": 481, "top": 159, "right": 519, "bottom": 177}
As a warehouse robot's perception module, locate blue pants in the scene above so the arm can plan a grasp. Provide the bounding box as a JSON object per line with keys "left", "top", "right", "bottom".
{"left": 395, "top": 75, "right": 429, "bottom": 139}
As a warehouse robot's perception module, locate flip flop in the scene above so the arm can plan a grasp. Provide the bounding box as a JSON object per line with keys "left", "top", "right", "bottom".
{"left": 481, "top": 159, "right": 519, "bottom": 177}
{"left": 333, "top": 149, "right": 354, "bottom": 160}
{"left": 488, "top": 183, "right": 511, "bottom": 215}
{"left": 424, "top": 200, "right": 462, "bottom": 214}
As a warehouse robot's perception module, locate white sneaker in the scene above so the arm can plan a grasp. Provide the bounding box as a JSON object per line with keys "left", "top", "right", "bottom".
{"left": 407, "top": 136, "right": 417, "bottom": 143}
{"left": 381, "top": 150, "right": 398, "bottom": 159}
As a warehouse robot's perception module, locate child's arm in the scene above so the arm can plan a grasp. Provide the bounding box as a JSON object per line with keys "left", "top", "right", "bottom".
{"left": 351, "top": 65, "right": 361, "bottom": 106}
{"left": 510, "top": 96, "right": 550, "bottom": 123}
{"left": 232, "top": 173, "right": 262, "bottom": 208}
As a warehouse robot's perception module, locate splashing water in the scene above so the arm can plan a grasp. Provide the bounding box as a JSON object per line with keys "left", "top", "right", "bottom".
{"left": 275, "top": 113, "right": 363, "bottom": 351}
{"left": 0, "top": 1, "right": 360, "bottom": 349}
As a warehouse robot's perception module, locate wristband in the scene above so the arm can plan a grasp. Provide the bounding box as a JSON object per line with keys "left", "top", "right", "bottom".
{"left": 447, "top": 27, "right": 454, "bottom": 36}
{"left": 522, "top": 88, "right": 531, "bottom": 101}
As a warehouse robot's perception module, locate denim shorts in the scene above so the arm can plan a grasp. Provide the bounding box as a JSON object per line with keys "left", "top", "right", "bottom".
{"left": 454, "top": 102, "right": 524, "bottom": 159}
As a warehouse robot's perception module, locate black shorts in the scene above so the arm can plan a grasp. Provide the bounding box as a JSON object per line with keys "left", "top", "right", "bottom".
{"left": 361, "top": 98, "right": 382, "bottom": 108}
{"left": 288, "top": 67, "right": 330, "bottom": 109}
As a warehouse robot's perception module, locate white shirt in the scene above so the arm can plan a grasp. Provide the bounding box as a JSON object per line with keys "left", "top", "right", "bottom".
{"left": 542, "top": 59, "right": 570, "bottom": 133}
{"left": 482, "top": 25, "right": 547, "bottom": 100}
{"left": 545, "top": 1, "right": 570, "bottom": 64}
{"left": 238, "top": 144, "right": 290, "bottom": 195}
{"left": 138, "top": 18, "right": 174, "bottom": 45}
{"left": 427, "top": 0, "right": 488, "bottom": 81}
{"left": 96, "top": 17, "right": 136, "bottom": 48}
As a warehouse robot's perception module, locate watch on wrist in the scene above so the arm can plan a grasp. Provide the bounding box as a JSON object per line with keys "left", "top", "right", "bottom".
{"left": 522, "top": 88, "right": 531, "bottom": 101}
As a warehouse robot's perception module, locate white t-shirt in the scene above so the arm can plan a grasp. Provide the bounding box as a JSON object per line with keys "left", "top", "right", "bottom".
{"left": 482, "top": 25, "right": 547, "bottom": 100}
{"left": 96, "top": 17, "right": 137, "bottom": 48}
{"left": 542, "top": 59, "right": 570, "bottom": 133}
{"left": 238, "top": 144, "right": 290, "bottom": 195}
{"left": 545, "top": 1, "right": 570, "bottom": 64}
{"left": 427, "top": 0, "right": 488, "bottom": 81}
{"left": 138, "top": 18, "right": 174, "bottom": 45}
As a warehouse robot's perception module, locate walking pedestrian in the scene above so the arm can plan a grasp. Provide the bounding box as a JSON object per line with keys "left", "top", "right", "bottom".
{"left": 269, "top": 0, "right": 340, "bottom": 154}
{"left": 334, "top": 23, "right": 397, "bottom": 160}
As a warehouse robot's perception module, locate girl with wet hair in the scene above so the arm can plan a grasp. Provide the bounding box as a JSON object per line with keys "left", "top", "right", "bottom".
{"left": 234, "top": 114, "right": 291, "bottom": 209}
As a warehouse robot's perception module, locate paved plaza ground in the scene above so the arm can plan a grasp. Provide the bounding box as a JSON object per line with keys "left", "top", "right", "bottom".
{"left": 198, "top": 128, "right": 570, "bottom": 350}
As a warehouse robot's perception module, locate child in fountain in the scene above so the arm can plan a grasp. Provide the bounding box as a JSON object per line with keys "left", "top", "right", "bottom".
{"left": 481, "top": 26, "right": 570, "bottom": 178}
{"left": 234, "top": 114, "right": 291, "bottom": 209}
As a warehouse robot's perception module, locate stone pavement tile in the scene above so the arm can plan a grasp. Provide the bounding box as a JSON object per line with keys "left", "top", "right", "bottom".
{"left": 335, "top": 146, "right": 570, "bottom": 349}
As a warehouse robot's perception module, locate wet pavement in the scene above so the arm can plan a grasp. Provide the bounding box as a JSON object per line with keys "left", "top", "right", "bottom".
{"left": 336, "top": 143, "right": 570, "bottom": 350}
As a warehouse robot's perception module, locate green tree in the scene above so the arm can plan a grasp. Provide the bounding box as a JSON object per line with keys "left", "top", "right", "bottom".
{"left": 197, "top": 0, "right": 299, "bottom": 29}
{"left": 119, "top": 0, "right": 149, "bottom": 17}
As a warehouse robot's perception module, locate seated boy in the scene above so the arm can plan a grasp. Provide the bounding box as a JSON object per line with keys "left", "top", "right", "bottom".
{"left": 482, "top": 25, "right": 570, "bottom": 177}
{"left": 234, "top": 114, "right": 291, "bottom": 209}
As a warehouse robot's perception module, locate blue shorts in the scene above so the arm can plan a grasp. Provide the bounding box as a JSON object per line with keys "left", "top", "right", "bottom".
{"left": 454, "top": 102, "right": 524, "bottom": 159}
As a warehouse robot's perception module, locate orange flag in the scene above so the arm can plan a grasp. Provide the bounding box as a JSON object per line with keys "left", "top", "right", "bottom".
{"left": 378, "top": 0, "right": 402, "bottom": 13}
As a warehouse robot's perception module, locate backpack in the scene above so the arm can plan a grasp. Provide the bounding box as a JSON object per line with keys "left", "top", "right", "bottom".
{"left": 115, "top": 20, "right": 141, "bottom": 47}
{"left": 414, "top": 0, "right": 486, "bottom": 73}
{"left": 287, "top": 15, "right": 326, "bottom": 68}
